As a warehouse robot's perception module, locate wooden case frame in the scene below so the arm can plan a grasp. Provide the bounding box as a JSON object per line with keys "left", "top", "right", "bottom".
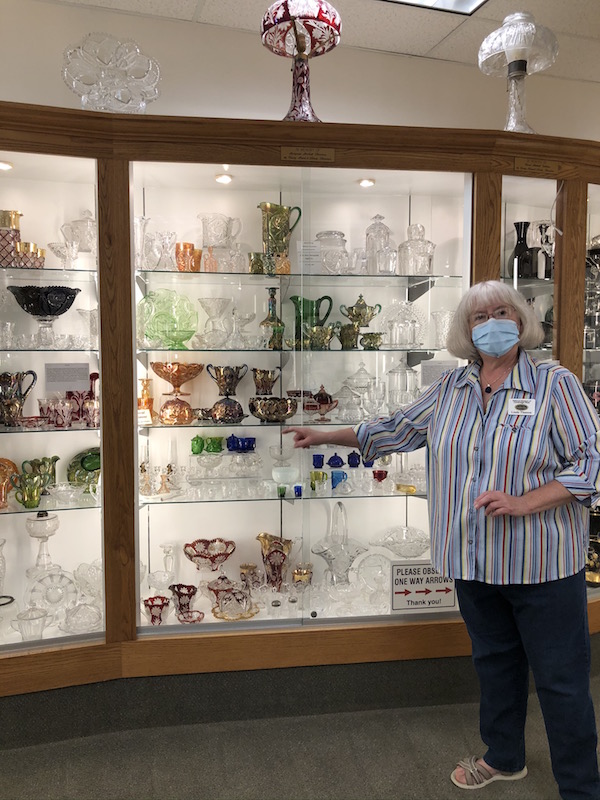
{"left": 0, "top": 101, "right": 596, "bottom": 696}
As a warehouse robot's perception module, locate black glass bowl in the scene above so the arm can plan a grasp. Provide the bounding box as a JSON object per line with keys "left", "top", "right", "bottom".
{"left": 8, "top": 285, "right": 81, "bottom": 319}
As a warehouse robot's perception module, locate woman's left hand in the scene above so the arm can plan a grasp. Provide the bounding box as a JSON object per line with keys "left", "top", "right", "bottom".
{"left": 473, "top": 490, "right": 530, "bottom": 517}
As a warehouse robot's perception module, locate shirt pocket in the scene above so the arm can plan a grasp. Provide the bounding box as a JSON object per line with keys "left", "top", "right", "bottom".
{"left": 489, "top": 420, "right": 535, "bottom": 492}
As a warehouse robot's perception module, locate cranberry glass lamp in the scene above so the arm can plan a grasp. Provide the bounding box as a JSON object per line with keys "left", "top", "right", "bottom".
{"left": 261, "top": 0, "right": 341, "bottom": 122}
{"left": 478, "top": 12, "right": 558, "bottom": 134}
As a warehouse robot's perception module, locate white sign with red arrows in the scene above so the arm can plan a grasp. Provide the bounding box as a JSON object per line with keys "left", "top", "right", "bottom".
{"left": 391, "top": 562, "right": 456, "bottom": 612}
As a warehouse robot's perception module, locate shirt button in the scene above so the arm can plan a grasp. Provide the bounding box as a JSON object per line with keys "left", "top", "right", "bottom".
{"left": 468, "top": 539, "right": 473, "bottom": 544}
{"left": 474, "top": 446, "right": 479, "bottom": 451}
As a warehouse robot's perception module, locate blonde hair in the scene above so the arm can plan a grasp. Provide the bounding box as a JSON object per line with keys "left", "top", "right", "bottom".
{"left": 446, "top": 280, "right": 545, "bottom": 361}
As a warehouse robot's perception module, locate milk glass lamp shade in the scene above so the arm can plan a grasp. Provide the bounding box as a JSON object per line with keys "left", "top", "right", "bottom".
{"left": 261, "top": 0, "right": 342, "bottom": 122}
{"left": 478, "top": 12, "right": 558, "bottom": 134}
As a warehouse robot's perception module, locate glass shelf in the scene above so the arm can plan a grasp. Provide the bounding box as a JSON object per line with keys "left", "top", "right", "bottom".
{"left": 140, "top": 489, "right": 427, "bottom": 506}
{"left": 0, "top": 267, "right": 98, "bottom": 282}
{"left": 0, "top": 425, "right": 100, "bottom": 435}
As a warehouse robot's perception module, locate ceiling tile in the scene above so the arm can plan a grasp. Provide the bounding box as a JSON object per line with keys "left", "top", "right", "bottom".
{"left": 546, "top": 33, "right": 600, "bottom": 83}
{"left": 46, "top": 0, "right": 199, "bottom": 21}
{"left": 474, "top": 0, "right": 600, "bottom": 39}
{"left": 427, "top": 17, "right": 497, "bottom": 64}
{"left": 330, "top": 0, "right": 463, "bottom": 56}
{"left": 195, "top": 0, "right": 259, "bottom": 31}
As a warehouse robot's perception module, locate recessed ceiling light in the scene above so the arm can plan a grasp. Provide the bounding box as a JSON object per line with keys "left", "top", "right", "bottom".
{"left": 376, "top": 0, "right": 489, "bottom": 14}
{"left": 0, "top": 161, "right": 13, "bottom": 171}
{"left": 359, "top": 178, "right": 375, "bottom": 188}
{"left": 215, "top": 173, "right": 233, "bottom": 184}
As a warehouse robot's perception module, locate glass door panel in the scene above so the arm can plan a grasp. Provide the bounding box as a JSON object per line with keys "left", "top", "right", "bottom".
{"left": 132, "top": 162, "right": 469, "bottom": 631}
{"left": 0, "top": 150, "right": 104, "bottom": 649}
{"left": 501, "top": 175, "right": 559, "bottom": 359}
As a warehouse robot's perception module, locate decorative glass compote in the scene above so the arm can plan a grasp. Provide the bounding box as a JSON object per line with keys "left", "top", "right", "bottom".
{"left": 25, "top": 511, "right": 61, "bottom": 579}
{"left": 183, "top": 537, "right": 236, "bottom": 597}
{"left": 150, "top": 362, "right": 204, "bottom": 426}
{"left": 47, "top": 241, "right": 79, "bottom": 271}
{"left": 198, "top": 297, "right": 232, "bottom": 348}
{"left": 269, "top": 444, "right": 299, "bottom": 487}
{"left": 8, "top": 285, "right": 81, "bottom": 347}
{"left": 137, "top": 289, "right": 197, "bottom": 350}
{"left": 228, "top": 308, "right": 256, "bottom": 349}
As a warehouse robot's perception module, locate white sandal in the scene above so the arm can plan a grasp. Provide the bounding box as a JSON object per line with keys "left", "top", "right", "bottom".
{"left": 450, "top": 756, "right": 528, "bottom": 790}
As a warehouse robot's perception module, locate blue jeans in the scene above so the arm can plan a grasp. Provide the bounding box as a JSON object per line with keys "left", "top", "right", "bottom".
{"left": 456, "top": 571, "right": 600, "bottom": 800}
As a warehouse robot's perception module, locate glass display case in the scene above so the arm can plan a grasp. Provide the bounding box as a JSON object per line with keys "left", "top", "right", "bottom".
{"left": 0, "top": 151, "right": 104, "bottom": 649}
{"left": 133, "top": 162, "right": 469, "bottom": 630}
{"left": 0, "top": 102, "right": 597, "bottom": 696}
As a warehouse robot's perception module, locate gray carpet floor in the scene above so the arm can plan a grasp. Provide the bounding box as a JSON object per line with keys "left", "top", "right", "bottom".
{"left": 0, "top": 687, "right": 569, "bottom": 800}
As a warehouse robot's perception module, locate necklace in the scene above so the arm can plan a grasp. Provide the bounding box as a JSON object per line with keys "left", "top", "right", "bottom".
{"left": 481, "top": 362, "right": 515, "bottom": 394}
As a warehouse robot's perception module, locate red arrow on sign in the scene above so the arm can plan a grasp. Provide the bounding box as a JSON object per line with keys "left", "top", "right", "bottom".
{"left": 436, "top": 587, "right": 452, "bottom": 594}
{"left": 416, "top": 588, "right": 432, "bottom": 595}
{"left": 394, "top": 589, "right": 411, "bottom": 596}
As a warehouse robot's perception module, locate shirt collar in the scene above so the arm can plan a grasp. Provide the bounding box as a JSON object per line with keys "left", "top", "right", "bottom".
{"left": 455, "top": 349, "right": 537, "bottom": 395}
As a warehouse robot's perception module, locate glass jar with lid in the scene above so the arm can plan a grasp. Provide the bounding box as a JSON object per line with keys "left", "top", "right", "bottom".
{"left": 365, "top": 215, "right": 391, "bottom": 274}
{"left": 316, "top": 230, "right": 349, "bottom": 274}
{"left": 387, "top": 355, "right": 419, "bottom": 410}
{"left": 397, "top": 224, "right": 435, "bottom": 276}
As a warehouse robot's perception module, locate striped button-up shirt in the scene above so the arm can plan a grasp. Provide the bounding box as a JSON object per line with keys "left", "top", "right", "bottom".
{"left": 355, "top": 350, "right": 600, "bottom": 584}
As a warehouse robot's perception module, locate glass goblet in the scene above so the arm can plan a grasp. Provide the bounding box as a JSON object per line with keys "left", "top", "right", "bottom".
{"left": 48, "top": 241, "right": 79, "bottom": 270}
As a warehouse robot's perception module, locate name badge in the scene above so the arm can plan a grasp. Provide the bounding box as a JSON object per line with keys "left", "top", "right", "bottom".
{"left": 508, "top": 398, "right": 535, "bottom": 415}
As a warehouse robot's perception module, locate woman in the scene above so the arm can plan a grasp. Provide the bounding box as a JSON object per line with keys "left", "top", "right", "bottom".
{"left": 285, "top": 281, "right": 600, "bottom": 799}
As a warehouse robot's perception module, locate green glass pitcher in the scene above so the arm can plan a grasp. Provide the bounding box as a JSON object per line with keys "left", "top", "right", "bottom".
{"left": 289, "top": 294, "right": 333, "bottom": 349}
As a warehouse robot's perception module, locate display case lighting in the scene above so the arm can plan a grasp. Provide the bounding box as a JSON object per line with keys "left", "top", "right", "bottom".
{"left": 0, "top": 162, "right": 13, "bottom": 171}
{"left": 359, "top": 178, "right": 375, "bottom": 188}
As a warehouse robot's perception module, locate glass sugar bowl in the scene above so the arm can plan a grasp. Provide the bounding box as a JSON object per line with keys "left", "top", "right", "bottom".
{"left": 316, "top": 230, "right": 349, "bottom": 275}
{"left": 397, "top": 224, "right": 435, "bottom": 276}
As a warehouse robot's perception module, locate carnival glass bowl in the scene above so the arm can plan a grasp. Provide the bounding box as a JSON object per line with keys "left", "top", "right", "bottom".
{"left": 8, "top": 285, "right": 81, "bottom": 320}
{"left": 150, "top": 361, "right": 204, "bottom": 395}
{"left": 249, "top": 397, "right": 297, "bottom": 423}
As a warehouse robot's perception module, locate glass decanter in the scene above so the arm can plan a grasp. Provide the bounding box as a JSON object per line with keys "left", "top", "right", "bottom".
{"left": 259, "top": 287, "right": 284, "bottom": 351}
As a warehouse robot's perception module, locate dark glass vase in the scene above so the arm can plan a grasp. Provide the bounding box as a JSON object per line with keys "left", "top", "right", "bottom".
{"left": 507, "top": 221, "right": 535, "bottom": 279}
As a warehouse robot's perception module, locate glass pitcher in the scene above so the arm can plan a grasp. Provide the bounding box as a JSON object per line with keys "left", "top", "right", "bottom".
{"left": 61, "top": 209, "right": 97, "bottom": 254}
{"left": 258, "top": 202, "right": 301, "bottom": 257}
{"left": 198, "top": 213, "right": 242, "bottom": 249}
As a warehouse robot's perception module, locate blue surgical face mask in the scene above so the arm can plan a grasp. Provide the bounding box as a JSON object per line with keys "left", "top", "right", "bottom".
{"left": 471, "top": 318, "right": 520, "bottom": 358}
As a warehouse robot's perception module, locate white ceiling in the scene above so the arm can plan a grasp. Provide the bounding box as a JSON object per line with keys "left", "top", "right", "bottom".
{"left": 38, "top": 0, "right": 600, "bottom": 85}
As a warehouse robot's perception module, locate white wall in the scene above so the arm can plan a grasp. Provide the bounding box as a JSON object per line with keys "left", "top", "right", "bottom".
{"left": 2, "top": 0, "right": 600, "bottom": 141}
